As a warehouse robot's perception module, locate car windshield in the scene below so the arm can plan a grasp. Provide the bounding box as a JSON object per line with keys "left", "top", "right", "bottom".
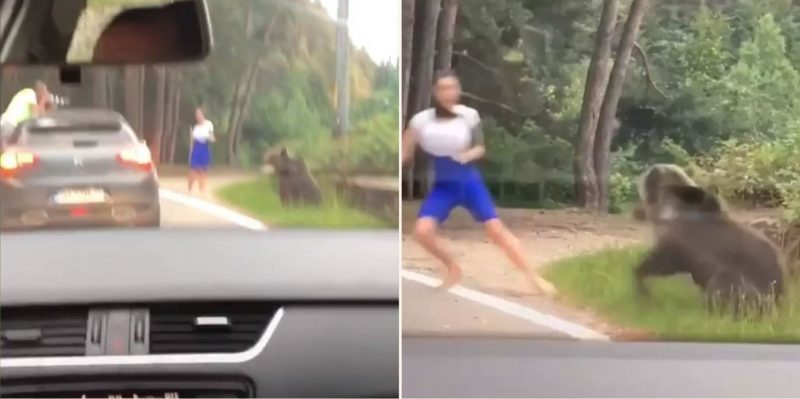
{"left": 401, "top": 0, "right": 800, "bottom": 344}
{"left": 0, "top": 0, "right": 400, "bottom": 231}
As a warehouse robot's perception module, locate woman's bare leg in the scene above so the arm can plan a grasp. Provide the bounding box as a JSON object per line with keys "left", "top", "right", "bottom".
{"left": 413, "top": 217, "right": 462, "bottom": 290}
{"left": 198, "top": 171, "right": 208, "bottom": 196}
{"left": 484, "top": 218, "right": 557, "bottom": 295}
{"left": 187, "top": 170, "right": 197, "bottom": 193}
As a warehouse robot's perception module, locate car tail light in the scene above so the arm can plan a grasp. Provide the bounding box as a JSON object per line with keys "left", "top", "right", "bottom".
{"left": 0, "top": 150, "right": 38, "bottom": 177}
{"left": 117, "top": 145, "right": 153, "bottom": 171}
{"left": 70, "top": 207, "right": 88, "bottom": 217}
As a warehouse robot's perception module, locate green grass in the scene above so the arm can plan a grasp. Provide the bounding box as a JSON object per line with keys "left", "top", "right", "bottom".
{"left": 215, "top": 176, "right": 387, "bottom": 229}
{"left": 543, "top": 247, "right": 800, "bottom": 343}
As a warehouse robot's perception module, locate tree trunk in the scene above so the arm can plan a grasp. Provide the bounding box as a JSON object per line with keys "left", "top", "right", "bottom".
{"left": 169, "top": 90, "right": 182, "bottom": 164}
{"left": 225, "top": 79, "right": 246, "bottom": 164}
{"left": 229, "top": 14, "right": 278, "bottom": 164}
{"left": 224, "top": 5, "right": 254, "bottom": 165}
{"left": 0, "top": 67, "right": 20, "bottom": 105}
{"left": 137, "top": 66, "right": 145, "bottom": 135}
{"left": 123, "top": 66, "right": 144, "bottom": 136}
{"left": 594, "top": 0, "right": 649, "bottom": 211}
{"left": 232, "top": 61, "right": 260, "bottom": 164}
{"left": 92, "top": 69, "right": 109, "bottom": 108}
{"left": 408, "top": 0, "right": 441, "bottom": 197}
{"left": 573, "top": 0, "right": 618, "bottom": 209}
{"left": 401, "top": 0, "right": 415, "bottom": 125}
{"left": 150, "top": 66, "right": 167, "bottom": 163}
{"left": 402, "top": 0, "right": 416, "bottom": 200}
{"left": 411, "top": 0, "right": 441, "bottom": 113}
{"left": 228, "top": 85, "right": 247, "bottom": 164}
{"left": 44, "top": 69, "right": 61, "bottom": 94}
{"left": 435, "top": 0, "right": 458, "bottom": 71}
{"left": 106, "top": 70, "right": 116, "bottom": 111}
{"left": 161, "top": 70, "right": 178, "bottom": 163}
{"left": 123, "top": 67, "right": 136, "bottom": 132}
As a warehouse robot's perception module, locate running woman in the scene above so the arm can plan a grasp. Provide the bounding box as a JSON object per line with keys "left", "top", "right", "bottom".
{"left": 402, "top": 71, "right": 557, "bottom": 295}
{"left": 188, "top": 107, "right": 215, "bottom": 196}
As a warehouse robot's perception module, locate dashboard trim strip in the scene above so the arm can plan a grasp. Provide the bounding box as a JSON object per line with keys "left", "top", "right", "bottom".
{"left": 0, "top": 307, "right": 284, "bottom": 368}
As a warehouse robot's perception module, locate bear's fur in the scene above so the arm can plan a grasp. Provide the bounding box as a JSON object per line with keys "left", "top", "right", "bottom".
{"left": 634, "top": 183, "right": 786, "bottom": 316}
{"left": 262, "top": 147, "right": 322, "bottom": 207}
{"left": 633, "top": 163, "right": 699, "bottom": 224}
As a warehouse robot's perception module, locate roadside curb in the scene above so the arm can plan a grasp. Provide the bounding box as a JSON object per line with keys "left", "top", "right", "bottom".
{"left": 402, "top": 269, "right": 610, "bottom": 341}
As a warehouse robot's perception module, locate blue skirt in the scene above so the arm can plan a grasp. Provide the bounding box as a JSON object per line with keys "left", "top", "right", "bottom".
{"left": 189, "top": 140, "right": 211, "bottom": 170}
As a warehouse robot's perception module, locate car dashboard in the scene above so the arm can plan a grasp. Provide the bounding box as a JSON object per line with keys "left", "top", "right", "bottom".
{"left": 0, "top": 229, "right": 399, "bottom": 398}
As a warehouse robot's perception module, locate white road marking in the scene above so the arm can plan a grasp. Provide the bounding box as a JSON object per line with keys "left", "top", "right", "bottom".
{"left": 158, "top": 189, "right": 268, "bottom": 231}
{"left": 402, "top": 269, "right": 609, "bottom": 341}
{"left": 163, "top": 182, "right": 605, "bottom": 340}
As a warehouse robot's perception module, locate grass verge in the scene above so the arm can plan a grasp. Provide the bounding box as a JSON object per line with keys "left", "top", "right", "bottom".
{"left": 543, "top": 246, "right": 800, "bottom": 343}
{"left": 216, "top": 176, "right": 387, "bottom": 229}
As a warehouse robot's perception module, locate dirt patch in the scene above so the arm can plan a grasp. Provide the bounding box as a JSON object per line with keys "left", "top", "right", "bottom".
{"left": 403, "top": 202, "right": 643, "bottom": 294}
{"left": 402, "top": 201, "right": 783, "bottom": 338}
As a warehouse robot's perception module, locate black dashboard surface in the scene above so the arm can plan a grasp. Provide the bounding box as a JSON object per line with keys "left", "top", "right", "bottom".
{"left": 4, "top": 306, "right": 399, "bottom": 397}
{"left": 403, "top": 337, "right": 800, "bottom": 398}
{"left": 0, "top": 229, "right": 399, "bottom": 397}
{"left": 0, "top": 229, "right": 399, "bottom": 305}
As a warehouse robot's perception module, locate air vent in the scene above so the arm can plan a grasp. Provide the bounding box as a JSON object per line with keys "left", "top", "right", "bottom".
{"left": 0, "top": 306, "right": 88, "bottom": 358}
{"left": 0, "top": 377, "right": 254, "bottom": 398}
{"left": 148, "top": 303, "right": 279, "bottom": 354}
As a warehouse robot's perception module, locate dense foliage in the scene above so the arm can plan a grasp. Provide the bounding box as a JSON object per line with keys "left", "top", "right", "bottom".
{"left": 178, "top": 0, "right": 399, "bottom": 174}
{"left": 451, "top": 0, "right": 799, "bottom": 216}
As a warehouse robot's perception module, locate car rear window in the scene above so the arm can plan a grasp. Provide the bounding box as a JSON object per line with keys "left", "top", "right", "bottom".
{"left": 27, "top": 121, "right": 122, "bottom": 134}
{"left": 16, "top": 121, "right": 134, "bottom": 146}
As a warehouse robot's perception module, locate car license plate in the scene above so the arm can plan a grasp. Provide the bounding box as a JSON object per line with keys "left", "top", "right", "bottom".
{"left": 54, "top": 188, "right": 107, "bottom": 204}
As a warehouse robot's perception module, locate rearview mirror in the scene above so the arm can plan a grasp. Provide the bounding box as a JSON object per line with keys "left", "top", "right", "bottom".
{"left": 0, "top": 0, "right": 212, "bottom": 65}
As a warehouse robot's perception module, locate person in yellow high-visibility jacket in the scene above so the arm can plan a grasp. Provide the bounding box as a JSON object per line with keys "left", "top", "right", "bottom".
{"left": 0, "top": 81, "right": 51, "bottom": 142}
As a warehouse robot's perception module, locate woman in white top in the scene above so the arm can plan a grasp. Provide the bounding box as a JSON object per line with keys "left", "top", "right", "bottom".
{"left": 188, "top": 107, "right": 215, "bottom": 195}
{"left": 402, "top": 71, "right": 557, "bottom": 295}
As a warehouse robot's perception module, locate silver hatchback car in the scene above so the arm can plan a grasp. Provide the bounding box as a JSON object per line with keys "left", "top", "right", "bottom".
{"left": 0, "top": 108, "right": 160, "bottom": 229}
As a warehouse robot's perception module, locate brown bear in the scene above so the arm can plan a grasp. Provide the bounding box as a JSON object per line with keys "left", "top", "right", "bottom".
{"left": 634, "top": 182, "right": 786, "bottom": 316}
{"left": 262, "top": 146, "right": 322, "bottom": 207}
{"left": 749, "top": 217, "right": 800, "bottom": 278}
{"left": 632, "top": 163, "right": 699, "bottom": 224}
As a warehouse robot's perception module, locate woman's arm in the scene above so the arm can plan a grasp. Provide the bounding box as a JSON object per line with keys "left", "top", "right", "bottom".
{"left": 188, "top": 126, "right": 194, "bottom": 154}
{"left": 33, "top": 97, "right": 49, "bottom": 116}
{"left": 207, "top": 121, "right": 216, "bottom": 142}
{"left": 456, "top": 145, "right": 485, "bottom": 164}
{"left": 402, "top": 128, "right": 417, "bottom": 166}
{"left": 454, "top": 122, "right": 486, "bottom": 164}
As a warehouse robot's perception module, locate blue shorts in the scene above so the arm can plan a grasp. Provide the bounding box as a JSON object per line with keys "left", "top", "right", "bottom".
{"left": 418, "top": 177, "right": 498, "bottom": 223}
{"left": 189, "top": 140, "right": 211, "bottom": 171}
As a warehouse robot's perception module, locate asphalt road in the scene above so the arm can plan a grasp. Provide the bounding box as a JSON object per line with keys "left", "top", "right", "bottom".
{"left": 402, "top": 337, "right": 800, "bottom": 398}
{"left": 402, "top": 279, "right": 566, "bottom": 338}
{"left": 401, "top": 265, "right": 611, "bottom": 341}
{"left": 402, "top": 269, "right": 800, "bottom": 398}
{"left": 156, "top": 175, "right": 263, "bottom": 229}
{"left": 159, "top": 191, "right": 237, "bottom": 227}
{"left": 161, "top": 197, "right": 236, "bottom": 228}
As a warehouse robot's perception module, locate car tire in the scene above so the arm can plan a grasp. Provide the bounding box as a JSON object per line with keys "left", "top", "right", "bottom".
{"left": 139, "top": 209, "right": 161, "bottom": 228}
